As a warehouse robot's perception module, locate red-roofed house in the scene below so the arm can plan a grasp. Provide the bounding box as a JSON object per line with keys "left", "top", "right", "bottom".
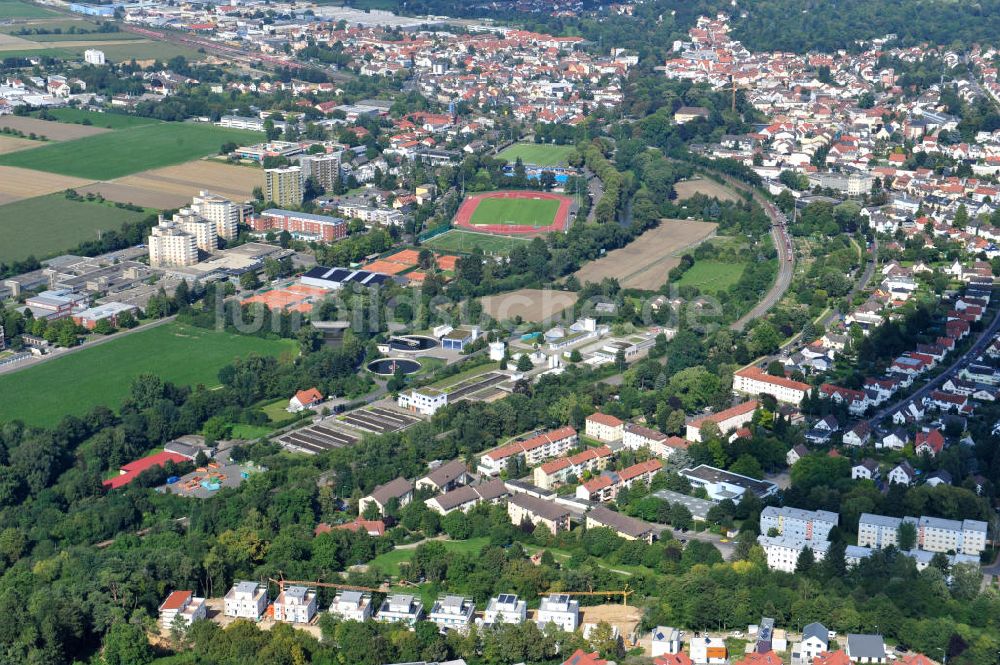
{"left": 478, "top": 426, "right": 578, "bottom": 475}
{"left": 915, "top": 428, "right": 945, "bottom": 456}
{"left": 898, "top": 654, "right": 934, "bottom": 665}
{"left": 158, "top": 590, "right": 207, "bottom": 630}
{"left": 533, "top": 446, "right": 614, "bottom": 489}
{"left": 585, "top": 412, "right": 625, "bottom": 442}
{"left": 104, "top": 451, "right": 189, "bottom": 490}
{"left": 563, "top": 649, "right": 607, "bottom": 665}
{"left": 576, "top": 459, "right": 662, "bottom": 502}
{"left": 656, "top": 655, "right": 694, "bottom": 665}
{"left": 289, "top": 388, "right": 324, "bottom": 412}
{"left": 815, "top": 651, "right": 852, "bottom": 665}
{"left": 735, "top": 652, "right": 782, "bottom": 665}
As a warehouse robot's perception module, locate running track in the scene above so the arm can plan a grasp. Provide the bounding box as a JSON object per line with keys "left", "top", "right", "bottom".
{"left": 454, "top": 191, "right": 573, "bottom": 234}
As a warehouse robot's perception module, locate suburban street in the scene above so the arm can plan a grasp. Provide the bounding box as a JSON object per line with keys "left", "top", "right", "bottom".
{"left": 869, "top": 293, "right": 1000, "bottom": 427}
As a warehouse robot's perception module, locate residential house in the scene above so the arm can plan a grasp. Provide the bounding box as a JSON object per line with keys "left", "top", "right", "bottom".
{"left": 820, "top": 384, "right": 870, "bottom": 415}
{"left": 329, "top": 591, "right": 373, "bottom": 622}
{"left": 576, "top": 459, "right": 662, "bottom": 502}
{"left": 888, "top": 461, "right": 916, "bottom": 485}
{"left": 915, "top": 429, "right": 945, "bottom": 456}
{"left": 484, "top": 594, "right": 526, "bottom": 625}
{"left": 562, "top": 650, "right": 608, "bottom": 665}
{"left": 416, "top": 459, "right": 472, "bottom": 494}
{"left": 690, "top": 636, "right": 728, "bottom": 664}
{"left": 656, "top": 654, "right": 694, "bottom": 665}
{"left": 224, "top": 581, "right": 268, "bottom": 619}
{"left": 586, "top": 505, "right": 656, "bottom": 543}
{"left": 845, "top": 635, "right": 887, "bottom": 664}
{"left": 733, "top": 367, "right": 810, "bottom": 405}
{"left": 877, "top": 429, "right": 908, "bottom": 450}
{"left": 585, "top": 413, "right": 625, "bottom": 442}
{"left": 652, "top": 626, "right": 682, "bottom": 657}
{"left": 429, "top": 595, "right": 475, "bottom": 633}
{"left": 359, "top": 477, "right": 413, "bottom": 516}
{"left": 852, "top": 459, "right": 880, "bottom": 481}
{"left": 787, "top": 444, "right": 809, "bottom": 466}
{"left": 734, "top": 653, "right": 782, "bottom": 665}
{"left": 842, "top": 422, "right": 872, "bottom": 447}
{"left": 533, "top": 446, "right": 613, "bottom": 490}
{"left": 815, "top": 651, "right": 852, "bottom": 665}
{"left": 798, "top": 623, "right": 829, "bottom": 662}
{"left": 760, "top": 506, "right": 838, "bottom": 542}
{"left": 536, "top": 594, "right": 580, "bottom": 632}
{"left": 158, "top": 591, "right": 207, "bottom": 630}
{"left": 377, "top": 594, "right": 424, "bottom": 626}
{"left": 925, "top": 470, "right": 953, "bottom": 487}
{"left": 623, "top": 423, "right": 675, "bottom": 458}
{"left": 805, "top": 416, "right": 839, "bottom": 445}
{"left": 508, "top": 492, "right": 570, "bottom": 530}
{"left": 273, "top": 585, "right": 317, "bottom": 624}
{"left": 288, "top": 388, "right": 323, "bottom": 412}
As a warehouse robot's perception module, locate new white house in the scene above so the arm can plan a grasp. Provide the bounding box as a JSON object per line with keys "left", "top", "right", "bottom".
{"left": 273, "top": 585, "right": 317, "bottom": 624}
{"left": 536, "top": 594, "right": 579, "bottom": 632}
{"left": 224, "top": 581, "right": 268, "bottom": 619}
{"left": 377, "top": 594, "right": 424, "bottom": 626}
{"left": 428, "top": 595, "right": 475, "bottom": 633}
{"left": 329, "top": 590, "right": 373, "bottom": 622}
{"left": 484, "top": 593, "right": 527, "bottom": 625}
{"left": 158, "top": 590, "right": 207, "bottom": 630}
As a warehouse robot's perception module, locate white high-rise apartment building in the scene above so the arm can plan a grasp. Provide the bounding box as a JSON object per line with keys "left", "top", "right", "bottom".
{"left": 301, "top": 152, "right": 342, "bottom": 191}
{"left": 148, "top": 217, "right": 198, "bottom": 268}
{"left": 191, "top": 190, "right": 240, "bottom": 240}
{"left": 173, "top": 208, "right": 218, "bottom": 252}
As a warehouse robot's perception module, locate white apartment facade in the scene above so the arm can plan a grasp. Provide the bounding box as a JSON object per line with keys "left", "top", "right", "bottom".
{"left": 173, "top": 208, "right": 218, "bottom": 252}
{"left": 760, "top": 506, "right": 838, "bottom": 542}
{"left": 377, "top": 594, "right": 424, "bottom": 626}
{"left": 536, "top": 594, "right": 579, "bottom": 632}
{"left": 757, "top": 533, "right": 830, "bottom": 572}
{"left": 732, "top": 367, "right": 810, "bottom": 405}
{"left": 148, "top": 218, "right": 198, "bottom": 268}
{"left": 484, "top": 593, "right": 526, "bottom": 625}
{"left": 585, "top": 412, "right": 624, "bottom": 442}
{"left": 329, "top": 591, "right": 373, "bottom": 622}
{"left": 158, "top": 590, "right": 207, "bottom": 630}
{"left": 478, "top": 426, "right": 578, "bottom": 476}
{"left": 428, "top": 595, "right": 475, "bottom": 632}
{"left": 191, "top": 190, "right": 241, "bottom": 240}
{"left": 84, "top": 49, "right": 106, "bottom": 65}
{"left": 397, "top": 387, "right": 448, "bottom": 416}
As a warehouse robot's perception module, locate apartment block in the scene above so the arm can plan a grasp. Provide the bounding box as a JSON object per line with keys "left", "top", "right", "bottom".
{"left": 265, "top": 166, "right": 303, "bottom": 207}
{"left": 622, "top": 423, "right": 688, "bottom": 459}
{"left": 252, "top": 209, "right": 347, "bottom": 243}
{"left": 732, "top": 367, "right": 810, "bottom": 405}
{"left": 377, "top": 594, "right": 424, "bottom": 626}
{"left": 533, "top": 446, "right": 613, "bottom": 490}
{"left": 224, "top": 581, "right": 268, "bottom": 619}
{"left": 148, "top": 217, "right": 198, "bottom": 268}
{"left": 301, "top": 152, "right": 342, "bottom": 191}
{"left": 857, "top": 513, "right": 988, "bottom": 557}
{"left": 686, "top": 400, "right": 758, "bottom": 442}
{"left": 585, "top": 413, "right": 624, "bottom": 442}
{"left": 757, "top": 533, "right": 830, "bottom": 572}
{"left": 507, "top": 493, "right": 571, "bottom": 534}
{"left": 478, "top": 426, "right": 578, "bottom": 476}
{"left": 191, "top": 190, "right": 241, "bottom": 240}
{"left": 576, "top": 458, "right": 662, "bottom": 502}
{"left": 173, "top": 208, "right": 218, "bottom": 252}
{"left": 760, "top": 506, "right": 838, "bottom": 542}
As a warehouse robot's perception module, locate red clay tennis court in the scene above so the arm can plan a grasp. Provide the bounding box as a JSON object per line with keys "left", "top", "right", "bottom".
{"left": 454, "top": 190, "right": 573, "bottom": 234}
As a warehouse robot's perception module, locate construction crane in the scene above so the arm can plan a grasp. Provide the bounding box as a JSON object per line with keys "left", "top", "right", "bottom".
{"left": 554, "top": 584, "right": 634, "bottom": 606}
{"left": 268, "top": 577, "right": 384, "bottom": 595}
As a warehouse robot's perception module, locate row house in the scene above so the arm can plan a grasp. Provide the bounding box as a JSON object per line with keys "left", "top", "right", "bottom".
{"left": 685, "top": 400, "right": 758, "bottom": 442}
{"left": 622, "top": 423, "right": 687, "bottom": 459}
{"left": 425, "top": 478, "right": 509, "bottom": 515}
{"left": 477, "top": 426, "right": 578, "bottom": 476}
{"left": 732, "top": 367, "right": 810, "bottom": 405}
{"left": 819, "top": 384, "right": 870, "bottom": 415}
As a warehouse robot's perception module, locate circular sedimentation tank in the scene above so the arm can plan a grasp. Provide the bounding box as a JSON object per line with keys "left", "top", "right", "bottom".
{"left": 388, "top": 335, "right": 438, "bottom": 352}
{"left": 367, "top": 357, "right": 422, "bottom": 375}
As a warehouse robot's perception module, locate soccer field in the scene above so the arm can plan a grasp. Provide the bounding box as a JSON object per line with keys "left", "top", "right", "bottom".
{"left": 0, "top": 194, "right": 153, "bottom": 264}
{"left": 497, "top": 143, "right": 576, "bottom": 167}
{"left": 423, "top": 229, "right": 531, "bottom": 255}
{"left": 0, "top": 123, "right": 260, "bottom": 179}
{"left": 0, "top": 323, "right": 298, "bottom": 426}
{"left": 468, "top": 196, "right": 561, "bottom": 227}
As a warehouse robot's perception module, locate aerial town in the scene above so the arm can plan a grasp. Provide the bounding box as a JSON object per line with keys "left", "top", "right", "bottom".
{"left": 0, "top": 0, "right": 999, "bottom": 664}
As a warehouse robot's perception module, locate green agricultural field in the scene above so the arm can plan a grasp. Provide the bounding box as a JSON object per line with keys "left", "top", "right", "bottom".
{"left": 82, "top": 40, "right": 203, "bottom": 62}
{"left": 0, "top": 123, "right": 260, "bottom": 179}
{"left": 674, "top": 260, "right": 746, "bottom": 293}
{"left": 0, "top": 0, "right": 58, "bottom": 18}
{"left": 34, "top": 108, "right": 160, "bottom": 130}
{"left": 0, "top": 47, "right": 73, "bottom": 59}
{"left": 497, "top": 143, "right": 576, "bottom": 167}
{"left": 28, "top": 31, "right": 145, "bottom": 42}
{"left": 0, "top": 194, "right": 153, "bottom": 264}
{"left": 468, "top": 196, "right": 560, "bottom": 227}
{"left": 0, "top": 323, "right": 298, "bottom": 426}
{"left": 423, "top": 229, "right": 531, "bottom": 255}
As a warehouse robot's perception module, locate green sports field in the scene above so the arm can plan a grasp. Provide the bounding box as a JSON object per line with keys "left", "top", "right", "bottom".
{"left": 497, "top": 143, "right": 576, "bottom": 167}
{"left": 0, "top": 123, "right": 260, "bottom": 179}
{"left": 0, "top": 0, "right": 58, "bottom": 18}
{"left": 0, "top": 322, "right": 298, "bottom": 426}
{"left": 34, "top": 108, "right": 160, "bottom": 130}
{"left": 423, "top": 229, "right": 531, "bottom": 254}
{"left": 674, "top": 260, "right": 746, "bottom": 293}
{"left": 468, "top": 196, "right": 560, "bottom": 227}
{"left": 0, "top": 194, "right": 153, "bottom": 264}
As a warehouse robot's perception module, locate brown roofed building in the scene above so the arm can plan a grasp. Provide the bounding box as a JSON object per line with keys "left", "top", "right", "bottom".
{"left": 508, "top": 493, "right": 571, "bottom": 534}
{"left": 358, "top": 476, "right": 413, "bottom": 517}
{"left": 586, "top": 505, "right": 655, "bottom": 543}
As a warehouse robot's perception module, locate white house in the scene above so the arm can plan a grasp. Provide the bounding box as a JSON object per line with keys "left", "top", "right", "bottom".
{"left": 329, "top": 591, "right": 373, "bottom": 622}
{"left": 377, "top": 594, "right": 424, "bottom": 626}
{"left": 288, "top": 387, "right": 323, "bottom": 412}
{"left": 798, "top": 622, "right": 829, "bottom": 662}
{"left": 273, "top": 585, "right": 317, "bottom": 624}
{"left": 428, "top": 595, "right": 475, "bottom": 633}
{"left": 887, "top": 461, "right": 915, "bottom": 485}
{"left": 536, "top": 594, "right": 579, "bottom": 632}
{"left": 851, "top": 459, "right": 879, "bottom": 481}
{"left": 846, "top": 634, "right": 887, "bottom": 664}
{"left": 158, "top": 591, "right": 207, "bottom": 631}
{"left": 397, "top": 387, "right": 448, "bottom": 416}
{"left": 224, "top": 581, "right": 268, "bottom": 619}
{"left": 690, "top": 636, "right": 728, "bottom": 664}
{"left": 484, "top": 593, "right": 526, "bottom": 625}
{"left": 652, "top": 626, "right": 682, "bottom": 657}
{"left": 732, "top": 367, "right": 810, "bottom": 404}
{"left": 585, "top": 412, "right": 624, "bottom": 442}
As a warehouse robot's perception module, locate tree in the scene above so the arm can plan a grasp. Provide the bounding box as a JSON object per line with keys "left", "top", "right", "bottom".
{"left": 795, "top": 545, "right": 816, "bottom": 575}
{"left": 569, "top": 348, "right": 583, "bottom": 363}
{"left": 729, "top": 454, "right": 764, "bottom": 479}
{"left": 117, "top": 309, "right": 138, "bottom": 329}
{"left": 516, "top": 354, "right": 534, "bottom": 372}
{"left": 614, "top": 348, "right": 627, "bottom": 371}
{"left": 897, "top": 520, "right": 917, "bottom": 551}
{"left": 102, "top": 621, "right": 153, "bottom": 665}
{"left": 240, "top": 271, "right": 261, "bottom": 290}
{"left": 92, "top": 318, "right": 115, "bottom": 335}
{"left": 669, "top": 503, "right": 693, "bottom": 530}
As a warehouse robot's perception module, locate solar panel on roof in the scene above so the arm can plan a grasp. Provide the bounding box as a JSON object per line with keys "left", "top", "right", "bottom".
{"left": 497, "top": 594, "right": 513, "bottom": 604}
